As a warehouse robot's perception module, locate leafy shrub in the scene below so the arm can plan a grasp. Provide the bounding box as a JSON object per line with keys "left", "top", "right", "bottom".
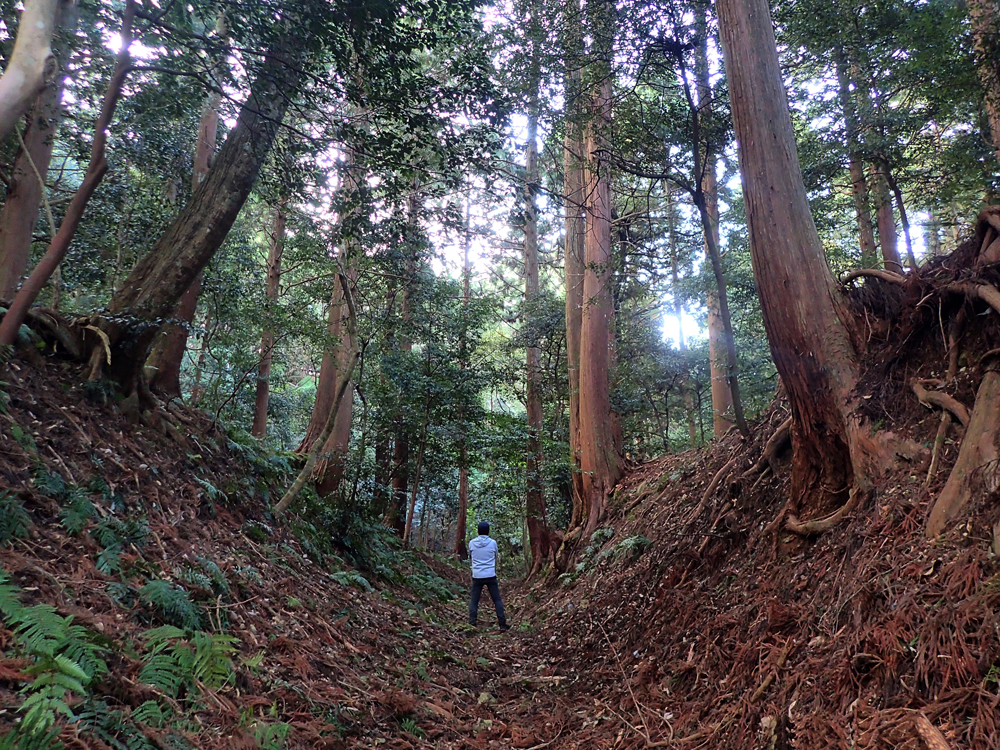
{"left": 405, "top": 571, "right": 459, "bottom": 603}
{"left": 252, "top": 721, "right": 290, "bottom": 750}
{"left": 558, "top": 527, "right": 616, "bottom": 586}
{"left": 241, "top": 520, "right": 272, "bottom": 543}
{"left": 175, "top": 556, "right": 229, "bottom": 600}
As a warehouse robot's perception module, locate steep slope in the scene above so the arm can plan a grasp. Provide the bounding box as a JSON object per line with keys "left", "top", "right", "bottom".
{"left": 510, "top": 221, "right": 1000, "bottom": 749}
{"left": 0, "top": 356, "right": 543, "bottom": 749}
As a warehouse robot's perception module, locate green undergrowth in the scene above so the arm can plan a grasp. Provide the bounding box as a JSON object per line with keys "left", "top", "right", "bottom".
{"left": 2, "top": 426, "right": 461, "bottom": 748}
{"left": 0, "top": 569, "right": 208, "bottom": 750}
{"left": 558, "top": 527, "right": 653, "bottom": 586}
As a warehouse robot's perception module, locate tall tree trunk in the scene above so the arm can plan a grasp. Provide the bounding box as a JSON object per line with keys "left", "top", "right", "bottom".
{"left": 694, "top": 13, "right": 736, "bottom": 439}
{"left": 0, "top": 0, "right": 62, "bottom": 145}
{"left": 190, "top": 310, "right": 212, "bottom": 405}
{"left": 250, "top": 201, "right": 286, "bottom": 438}
{"left": 145, "top": 81, "right": 223, "bottom": 397}
{"left": 373, "top": 436, "right": 392, "bottom": 517}
{"left": 969, "top": 0, "right": 1000, "bottom": 168}
{"left": 666, "top": 185, "right": 698, "bottom": 446}
{"left": 705, "top": 292, "right": 733, "bottom": 437}
{"left": 563, "top": 0, "right": 586, "bottom": 529}
{"left": 456, "top": 461, "right": 469, "bottom": 559}
{"left": 524, "top": 86, "right": 553, "bottom": 577}
{"left": 834, "top": 51, "right": 878, "bottom": 268}
{"left": 299, "top": 146, "right": 364, "bottom": 494}
{"left": 716, "top": 0, "right": 877, "bottom": 524}
{"left": 298, "top": 295, "right": 342, "bottom": 453}
{"left": 926, "top": 211, "right": 942, "bottom": 257}
{"left": 90, "top": 36, "right": 305, "bottom": 392}
{"left": 388, "top": 183, "right": 421, "bottom": 535}
{"left": 313, "top": 264, "right": 357, "bottom": 497}
{"left": 872, "top": 163, "right": 902, "bottom": 272}
{"left": 0, "top": 0, "right": 135, "bottom": 349}
{"left": 578, "top": 0, "right": 622, "bottom": 538}
{"left": 417, "top": 486, "right": 429, "bottom": 549}
{"left": 882, "top": 163, "right": 918, "bottom": 269}
{"left": 274, "top": 271, "right": 358, "bottom": 514}
{"left": 0, "top": 0, "right": 74, "bottom": 301}
{"left": 402, "top": 382, "right": 431, "bottom": 548}
{"left": 454, "top": 200, "right": 471, "bottom": 560}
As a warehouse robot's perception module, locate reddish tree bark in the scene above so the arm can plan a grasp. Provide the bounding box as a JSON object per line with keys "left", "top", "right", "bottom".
{"left": 145, "top": 85, "right": 222, "bottom": 397}
{"left": 578, "top": 0, "right": 623, "bottom": 537}
{"left": 0, "top": 0, "right": 63, "bottom": 145}
{"left": 872, "top": 163, "right": 902, "bottom": 272}
{"left": 299, "top": 149, "right": 365, "bottom": 496}
{"left": 563, "top": 0, "right": 586, "bottom": 529}
{"left": 834, "top": 51, "right": 878, "bottom": 267}
{"left": 0, "top": 0, "right": 135, "bottom": 349}
{"left": 524, "top": 90, "right": 554, "bottom": 576}
{"left": 716, "top": 0, "right": 877, "bottom": 522}
{"left": 274, "top": 270, "right": 358, "bottom": 514}
{"left": 706, "top": 292, "right": 733, "bottom": 437}
{"left": 694, "top": 15, "right": 735, "bottom": 439}
{"left": 88, "top": 36, "right": 305, "bottom": 391}
{"left": 0, "top": 0, "right": 74, "bottom": 301}
{"left": 969, "top": 0, "right": 1000, "bottom": 168}
{"left": 250, "top": 202, "right": 286, "bottom": 438}
{"left": 313, "top": 265, "right": 357, "bottom": 497}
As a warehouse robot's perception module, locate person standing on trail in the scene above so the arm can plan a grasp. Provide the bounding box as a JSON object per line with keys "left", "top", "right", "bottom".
{"left": 468, "top": 521, "right": 509, "bottom": 632}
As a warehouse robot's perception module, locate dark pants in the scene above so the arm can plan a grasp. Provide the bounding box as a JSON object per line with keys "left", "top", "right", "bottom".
{"left": 469, "top": 577, "right": 506, "bottom": 628}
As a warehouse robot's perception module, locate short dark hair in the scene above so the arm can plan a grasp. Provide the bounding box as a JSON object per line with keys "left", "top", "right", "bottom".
{"left": 477, "top": 521, "right": 490, "bottom": 536}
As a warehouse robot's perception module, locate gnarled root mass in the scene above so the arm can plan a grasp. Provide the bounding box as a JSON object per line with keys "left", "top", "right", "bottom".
{"left": 785, "top": 207, "right": 1000, "bottom": 536}
{"left": 926, "top": 350, "right": 1000, "bottom": 536}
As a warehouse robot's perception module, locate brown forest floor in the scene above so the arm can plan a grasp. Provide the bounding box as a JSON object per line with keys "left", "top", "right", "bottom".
{"left": 3, "top": 239, "right": 1000, "bottom": 750}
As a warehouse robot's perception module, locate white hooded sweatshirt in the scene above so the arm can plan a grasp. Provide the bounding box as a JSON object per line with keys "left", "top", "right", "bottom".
{"left": 469, "top": 535, "right": 498, "bottom": 579}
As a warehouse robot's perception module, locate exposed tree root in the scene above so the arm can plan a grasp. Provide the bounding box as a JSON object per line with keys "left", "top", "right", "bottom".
{"left": 911, "top": 378, "right": 970, "bottom": 426}
{"left": 943, "top": 281, "right": 1000, "bottom": 316}
{"left": 688, "top": 455, "right": 739, "bottom": 524}
{"left": 841, "top": 268, "right": 907, "bottom": 285}
{"left": 750, "top": 638, "right": 793, "bottom": 703}
{"left": 912, "top": 712, "right": 954, "bottom": 750}
{"left": 927, "top": 350, "right": 1000, "bottom": 536}
{"left": 925, "top": 412, "right": 952, "bottom": 487}
{"left": 741, "top": 416, "right": 791, "bottom": 481}
{"left": 786, "top": 486, "right": 863, "bottom": 535}
{"left": 977, "top": 223, "right": 1000, "bottom": 264}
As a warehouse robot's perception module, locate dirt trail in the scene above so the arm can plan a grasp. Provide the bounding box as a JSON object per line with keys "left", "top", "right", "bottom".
{"left": 6, "top": 244, "right": 1000, "bottom": 750}
{"left": 0, "top": 355, "right": 607, "bottom": 750}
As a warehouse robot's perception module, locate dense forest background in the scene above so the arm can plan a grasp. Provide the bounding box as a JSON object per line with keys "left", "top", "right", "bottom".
{"left": 0, "top": 0, "right": 997, "bottom": 569}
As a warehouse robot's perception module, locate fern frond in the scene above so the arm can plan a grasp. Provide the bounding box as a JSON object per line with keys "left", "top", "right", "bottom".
{"left": 139, "top": 581, "right": 202, "bottom": 630}
{"left": 138, "top": 652, "right": 187, "bottom": 698}
{"left": 60, "top": 490, "right": 96, "bottom": 535}
{"left": 331, "top": 570, "right": 373, "bottom": 592}
{"left": 0, "top": 493, "right": 31, "bottom": 545}
{"left": 0, "top": 726, "right": 63, "bottom": 750}
{"left": 77, "top": 699, "right": 159, "bottom": 750}
{"left": 190, "top": 632, "right": 236, "bottom": 689}
{"left": 9, "top": 605, "right": 71, "bottom": 657}
{"left": 131, "top": 700, "right": 170, "bottom": 729}
{"left": 0, "top": 568, "right": 23, "bottom": 619}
